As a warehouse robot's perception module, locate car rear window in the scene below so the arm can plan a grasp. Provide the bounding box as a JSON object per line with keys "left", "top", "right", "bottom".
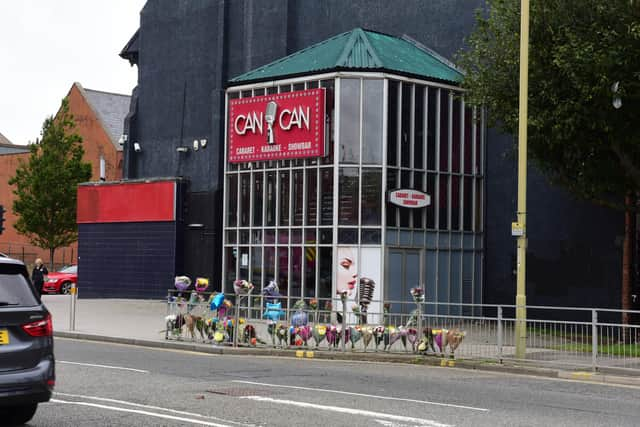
{"left": 0, "top": 267, "right": 38, "bottom": 307}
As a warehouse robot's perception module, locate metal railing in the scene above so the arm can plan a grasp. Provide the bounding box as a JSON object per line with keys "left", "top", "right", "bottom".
{"left": 164, "top": 290, "right": 640, "bottom": 373}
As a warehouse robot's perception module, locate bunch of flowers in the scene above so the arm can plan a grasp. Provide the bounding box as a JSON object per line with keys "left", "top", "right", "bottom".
{"left": 324, "top": 300, "right": 332, "bottom": 311}
{"left": 410, "top": 287, "right": 425, "bottom": 302}
{"left": 383, "top": 303, "right": 391, "bottom": 314}
{"left": 174, "top": 276, "right": 191, "bottom": 291}
{"left": 309, "top": 298, "right": 318, "bottom": 310}
{"left": 233, "top": 279, "right": 254, "bottom": 294}
{"left": 293, "top": 299, "right": 307, "bottom": 311}
{"left": 337, "top": 289, "right": 349, "bottom": 301}
{"left": 195, "top": 277, "right": 209, "bottom": 292}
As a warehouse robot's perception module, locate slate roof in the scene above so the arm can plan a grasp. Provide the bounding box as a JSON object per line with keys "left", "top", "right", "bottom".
{"left": 229, "top": 28, "right": 464, "bottom": 86}
{"left": 79, "top": 84, "right": 131, "bottom": 151}
{"left": 0, "top": 131, "right": 11, "bottom": 145}
{"left": 0, "top": 132, "right": 29, "bottom": 154}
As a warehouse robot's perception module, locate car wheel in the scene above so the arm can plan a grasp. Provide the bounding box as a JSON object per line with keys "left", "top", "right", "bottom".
{"left": 0, "top": 403, "right": 38, "bottom": 425}
{"left": 61, "top": 281, "right": 72, "bottom": 295}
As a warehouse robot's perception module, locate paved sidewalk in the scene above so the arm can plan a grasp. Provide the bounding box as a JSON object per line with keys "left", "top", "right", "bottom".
{"left": 42, "top": 295, "right": 640, "bottom": 387}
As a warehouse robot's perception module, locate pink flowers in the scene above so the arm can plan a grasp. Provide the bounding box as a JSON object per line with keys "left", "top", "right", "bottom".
{"left": 233, "top": 279, "right": 254, "bottom": 294}
{"left": 410, "top": 287, "right": 425, "bottom": 302}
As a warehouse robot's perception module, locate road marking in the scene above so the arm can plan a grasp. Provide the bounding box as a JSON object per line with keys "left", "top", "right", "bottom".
{"left": 51, "top": 398, "right": 236, "bottom": 427}
{"left": 58, "top": 360, "right": 149, "bottom": 373}
{"left": 232, "top": 380, "right": 488, "bottom": 412}
{"left": 240, "top": 396, "right": 453, "bottom": 427}
{"left": 54, "top": 393, "right": 251, "bottom": 426}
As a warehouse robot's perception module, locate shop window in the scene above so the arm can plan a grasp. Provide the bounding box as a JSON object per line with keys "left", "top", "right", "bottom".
{"left": 264, "top": 246, "right": 275, "bottom": 285}
{"left": 278, "top": 229, "right": 289, "bottom": 244}
{"left": 307, "top": 81, "right": 319, "bottom": 89}
{"left": 439, "top": 175, "right": 449, "bottom": 230}
{"left": 291, "top": 229, "right": 302, "bottom": 244}
{"left": 399, "top": 170, "right": 411, "bottom": 228}
{"left": 362, "top": 79, "right": 383, "bottom": 164}
{"left": 239, "top": 246, "right": 250, "bottom": 281}
{"left": 226, "top": 174, "right": 238, "bottom": 227}
{"left": 413, "top": 173, "right": 424, "bottom": 229}
{"left": 339, "top": 78, "right": 361, "bottom": 164}
{"left": 304, "top": 246, "right": 317, "bottom": 297}
{"left": 241, "top": 90, "right": 252, "bottom": 98}
{"left": 266, "top": 171, "right": 276, "bottom": 226}
{"left": 293, "top": 83, "right": 305, "bottom": 91}
{"left": 338, "top": 167, "right": 359, "bottom": 225}
{"left": 387, "top": 80, "right": 399, "bottom": 166}
{"left": 464, "top": 105, "right": 473, "bottom": 174}
{"left": 228, "top": 92, "right": 240, "bottom": 99}
{"left": 279, "top": 171, "right": 290, "bottom": 226}
{"left": 400, "top": 83, "right": 412, "bottom": 168}
{"left": 252, "top": 230, "right": 262, "bottom": 244}
{"left": 427, "top": 87, "right": 437, "bottom": 170}
{"left": 306, "top": 168, "right": 318, "bottom": 226}
{"left": 290, "top": 247, "right": 302, "bottom": 298}
{"left": 225, "top": 247, "right": 237, "bottom": 291}
{"left": 319, "top": 228, "right": 332, "bottom": 244}
{"left": 240, "top": 230, "right": 250, "bottom": 244}
{"left": 318, "top": 247, "right": 333, "bottom": 299}
{"left": 361, "top": 168, "right": 382, "bottom": 226}
{"left": 226, "top": 230, "right": 236, "bottom": 244}
{"left": 414, "top": 86, "right": 425, "bottom": 169}
{"left": 338, "top": 228, "right": 358, "bottom": 244}
{"left": 251, "top": 247, "right": 262, "bottom": 290}
{"left": 452, "top": 97, "right": 462, "bottom": 173}
{"left": 252, "top": 171, "right": 263, "bottom": 227}
{"left": 277, "top": 247, "right": 289, "bottom": 299}
{"left": 463, "top": 177, "right": 473, "bottom": 231}
{"left": 426, "top": 174, "right": 436, "bottom": 229}
{"left": 267, "top": 87, "right": 277, "bottom": 95}
{"left": 440, "top": 90, "right": 450, "bottom": 172}
{"left": 475, "top": 178, "right": 483, "bottom": 232}
{"left": 475, "top": 108, "right": 482, "bottom": 175}
{"left": 386, "top": 168, "right": 398, "bottom": 227}
{"left": 293, "top": 169, "right": 304, "bottom": 226}
{"left": 253, "top": 88, "right": 265, "bottom": 96}
{"left": 280, "top": 84, "right": 292, "bottom": 93}
{"left": 264, "top": 229, "right": 275, "bottom": 244}
{"left": 451, "top": 175, "right": 461, "bottom": 230}
{"left": 361, "top": 229, "right": 381, "bottom": 244}
{"left": 320, "top": 168, "right": 333, "bottom": 225}
{"left": 305, "top": 228, "right": 316, "bottom": 245}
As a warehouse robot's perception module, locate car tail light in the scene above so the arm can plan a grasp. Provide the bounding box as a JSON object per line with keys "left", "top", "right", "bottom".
{"left": 21, "top": 313, "right": 53, "bottom": 337}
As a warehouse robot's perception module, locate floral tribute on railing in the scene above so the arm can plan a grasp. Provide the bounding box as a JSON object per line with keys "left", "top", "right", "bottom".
{"left": 164, "top": 279, "right": 466, "bottom": 363}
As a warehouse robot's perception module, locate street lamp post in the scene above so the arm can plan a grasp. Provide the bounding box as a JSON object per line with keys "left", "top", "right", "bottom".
{"left": 514, "top": 0, "right": 530, "bottom": 359}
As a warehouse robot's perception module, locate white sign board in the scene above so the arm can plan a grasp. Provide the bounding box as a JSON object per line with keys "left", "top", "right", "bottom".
{"left": 388, "top": 189, "right": 431, "bottom": 208}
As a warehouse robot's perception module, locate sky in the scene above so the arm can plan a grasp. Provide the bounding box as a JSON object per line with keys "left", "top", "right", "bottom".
{"left": 0, "top": 1, "right": 147, "bottom": 145}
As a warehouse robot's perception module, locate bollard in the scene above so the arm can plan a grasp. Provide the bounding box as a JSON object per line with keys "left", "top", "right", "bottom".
{"left": 69, "top": 282, "right": 77, "bottom": 331}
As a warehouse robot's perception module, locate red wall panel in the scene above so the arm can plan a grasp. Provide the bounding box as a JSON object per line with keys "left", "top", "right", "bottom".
{"left": 78, "top": 181, "right": 176, "bottom": 224}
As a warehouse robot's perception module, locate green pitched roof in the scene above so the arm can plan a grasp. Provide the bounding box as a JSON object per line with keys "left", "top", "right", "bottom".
{"left": 229, "top": 28, "right": 463, "bottom": 85}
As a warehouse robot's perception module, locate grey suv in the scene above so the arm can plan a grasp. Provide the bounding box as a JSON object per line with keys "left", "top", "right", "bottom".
{"left": 0, "top": 257, "right": 55, "bottom": 425}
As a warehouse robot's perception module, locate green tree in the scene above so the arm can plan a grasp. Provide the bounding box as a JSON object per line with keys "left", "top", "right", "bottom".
{"left": 457, "top": 0, "right": 640, "bottom": 318}
{"left": 9, "top": 98, "right": 92, "bottom": 268}
{"left": 457, "top": 0, "right": 640, "bottom": 206}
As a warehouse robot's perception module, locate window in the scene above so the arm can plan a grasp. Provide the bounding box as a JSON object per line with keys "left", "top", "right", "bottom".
{"left": 279, "top": 171, "right": 290, "bottom": 226}
{"left": 400, "top": 83, "right": 412, "bottom": 168}
{"left": 362, "top": 80, "right": 384, "bottom": 164}
{"left": 387, "top": 81, "right": 399, "bottom": 166}
{"left": 361, "top": 168, "right": 382, "bottom": 226}
{"left": 427, "top": 87, "right": 437, "bottom": 170}
{"left": 414, "top": 86, "right": 425, "bottom": 169}
{"left": 439, "top": 90, "right": 450, "bottom": 172}
{"left": 227, "top": 174, "right": 237, "bottom": 227}
{"left": 252, "top": 171, "right": 263, "bottom": 226}
{"left": 338, "top": 168, "right": 359, "bottom": 225}
{"left": 339, "top": 79, "right": 361, "bottom": 164}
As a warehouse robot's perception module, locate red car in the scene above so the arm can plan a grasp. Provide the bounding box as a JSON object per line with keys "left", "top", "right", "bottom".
{"left": 42, "top": 265, "right": 77, "bottom": 294}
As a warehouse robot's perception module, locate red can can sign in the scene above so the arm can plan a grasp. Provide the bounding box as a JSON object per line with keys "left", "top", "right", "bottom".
{"left": 388, "top": 189, "right": 431, "bottom": 208}
{"left": 228, "top": 88, "right": 326, "bottom": 163}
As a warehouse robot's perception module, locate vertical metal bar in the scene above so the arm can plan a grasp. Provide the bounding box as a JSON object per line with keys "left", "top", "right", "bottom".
{"left": 592, "top": 309, "right": 598, "bottom": 372}
{"left": 497, "top": 305, "right": 503, "bottom": 362}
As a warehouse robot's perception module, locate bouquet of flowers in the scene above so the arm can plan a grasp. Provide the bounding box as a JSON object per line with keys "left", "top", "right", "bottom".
{"left": 195, "top": 277, "right": 209, "bottom": 292}
{"left": 324, "top": 300, "right": 332, "bottom": 311}
{"left": 233, "top": 279, "right": 254, "bottom": 295}
{"left": 410, "top": 287, "right": 425, "bottom": 303}
{"left": 309, "top": 298, "right": 318, "bottom": 310}
{"left": 293, "top": 299, "right": 307, "bottom": 311}
{"left": 174, "top": 276, "right": 191, "bottom": 291}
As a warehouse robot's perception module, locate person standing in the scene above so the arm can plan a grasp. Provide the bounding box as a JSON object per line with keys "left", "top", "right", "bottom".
{"left": 31, "top": 258, "right": 48, "bottom": 295}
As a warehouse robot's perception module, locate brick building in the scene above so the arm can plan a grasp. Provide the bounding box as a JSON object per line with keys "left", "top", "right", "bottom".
{"left": 0, "top": 83, "right": 129, "bottom": 268}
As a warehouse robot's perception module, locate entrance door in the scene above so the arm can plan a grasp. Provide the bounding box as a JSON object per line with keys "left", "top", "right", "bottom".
{"left": 386, "top": 249, "right": 422, "bottom": 314}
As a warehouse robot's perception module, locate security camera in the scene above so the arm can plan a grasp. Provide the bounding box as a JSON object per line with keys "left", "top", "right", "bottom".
{"left": 133, "top": 142, "right": 141, "bottom": 152}
{"left": 193, "top": 139, "right": 199, "bottom": 151}
{"left": 118, "top": 134, "right": 128, "bottom": 146}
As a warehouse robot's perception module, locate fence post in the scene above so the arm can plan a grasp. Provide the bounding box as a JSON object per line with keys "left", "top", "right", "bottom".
{"left": 69, "top": 282, "right": 77, "bottom": 331}
{"left": 591, "top": 309, "right": 598, "bottom": 372}
{"left": 497, "top": 305, "right": 503, "bottom": 363}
